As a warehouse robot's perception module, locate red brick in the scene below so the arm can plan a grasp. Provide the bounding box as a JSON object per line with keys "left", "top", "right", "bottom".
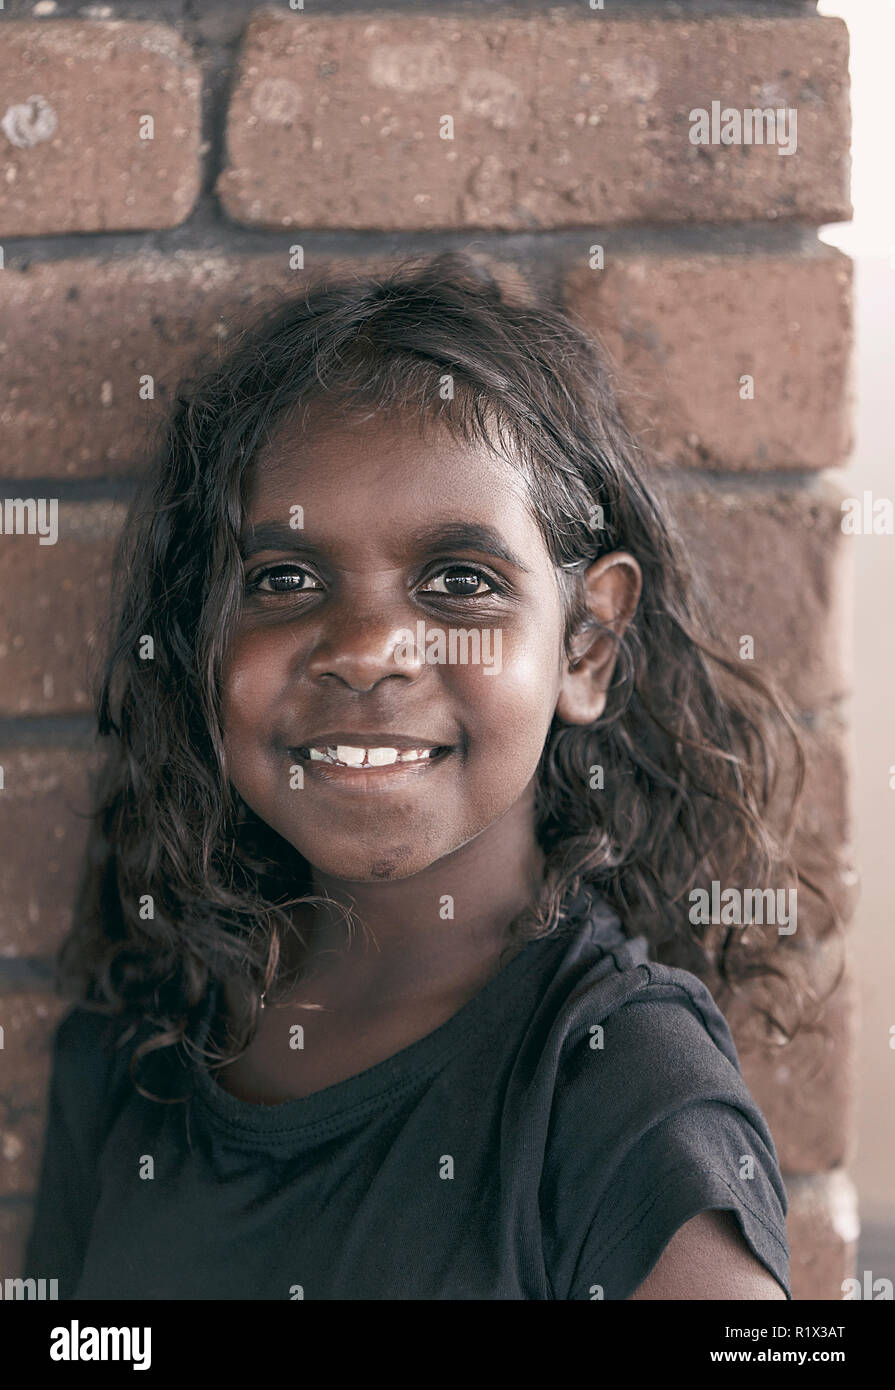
{"left": 0, "top": 251, "right": 530, "bottom": 477}
{"left": 791, "top": 716, "right": 853, "bottom": 861}
{"left": 7, "top": 248, "right": 847, "bottom": 477}
{"left": 0, "top": 501, "right": 123, "bottom": 713}
{"left": 217, "top": 13, "right": 850, "bottom": 230}
{"left": 0, "top": 22, "right": 201, "bottom": 236}
{"left": 753, "top": 712, "right": 856, "bottom": 934}
{"left": 786, "top": 1170, "right": 859, "bottom": 1300}
{"left": 0, "top": 994, "right": 68, "bottom": 1198}
{"left": 0, "top": 254, "right": 288, "bottom": 477}
{"left": 0, "top": 748, "right": 103, "bottom": 959}
{"left": 694, "top": 712, "right": 858, "bottom": 970}
{"left": 790, "top": 718, "right": 857, "bottom": 934}
{"left": 564, "top": 250, "right": 852, "bottom": 471}
{"left": 726, "top": 943, "right": 855, "bottom": 1175}
{"left": 662, "top": 480, "right": 851, "bottom": 712}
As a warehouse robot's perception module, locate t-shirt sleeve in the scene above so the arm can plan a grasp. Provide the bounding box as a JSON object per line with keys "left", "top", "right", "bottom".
{"left": 23, "top": 1006, "right": 123, "bottom": 1300}
{"left": 567, "top": 1098, "right": 791, "bottom": 1300}
{"left": 542, "top": 982, "right": 791, "bottom": 1301}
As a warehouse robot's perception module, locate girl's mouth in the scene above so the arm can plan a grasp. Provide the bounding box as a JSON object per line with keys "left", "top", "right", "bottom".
{"left": 289, "top": 743, "right": 454, "bottom": 783}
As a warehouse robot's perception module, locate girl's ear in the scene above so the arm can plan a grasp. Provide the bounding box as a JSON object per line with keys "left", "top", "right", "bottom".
{"left": 555, "top": 552, "right": 642, "bottom": 726}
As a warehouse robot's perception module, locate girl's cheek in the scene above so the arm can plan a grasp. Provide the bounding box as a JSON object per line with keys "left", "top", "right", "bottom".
{"left": 219, "top": 629, "right": 282, "bottom": 751}
{"left": 449, "top": 623, "right": 557, "bottom": 719}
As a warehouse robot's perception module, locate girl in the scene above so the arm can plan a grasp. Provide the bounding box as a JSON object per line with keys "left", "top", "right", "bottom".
{"left": 25, "top": 252, "right": 837, "bottom": 1301}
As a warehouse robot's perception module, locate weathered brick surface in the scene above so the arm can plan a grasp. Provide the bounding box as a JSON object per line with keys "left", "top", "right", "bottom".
{"left": 727, "top": 944, "right": 856, "bottom": 1175}
{"left": 702, "top": 710, "right": 857, "bottom": 950}
{"left": 564, "top": 250, "right": 853, "bottom": 471}
{"left": 0, "top": 993, "right": 68, "bottom": 1198}
{"left": 0, "top": 254, "right": 290, "bottom": 477}
{"left": 790, "top": 721, "right": 857, "bottom": 934}
{"left": 0, "top": 502, "right": 123, "bottom": 712}
{"left": 662, "top": 480, "right": 851, "bottom": 712}
{"left": 0, "top": 248, "right": 851, "bottom": 479}
{"left": 685, "top": 719, "right": 856, "bottom": 1172}
{"left": 0, "top": 252, "right": 530, "bottom": 477}
{"left": 790, "top": 716, "right": 853, "bottom": 864}
{"left": 0, "top": 748, "right": 103, "bottom": 960}
{"left": 0, "top": 23, "right": 201, "bottom": 237}
{"left": 217, "top": 13, "right": 850, "bottom": 231}
{"left": 786, "top": 1170, "right": 859, "bottom": 1300}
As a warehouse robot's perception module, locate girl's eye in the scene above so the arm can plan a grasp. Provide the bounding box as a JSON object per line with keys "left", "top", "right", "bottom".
{"left": 419, "top": 565, "right": 496, "bottom": 599}
{"left": 249, "top": 564, "right": 322, "bottom": 594}
{"left": 247, "top": 563, "right": 499, "bottom": 599}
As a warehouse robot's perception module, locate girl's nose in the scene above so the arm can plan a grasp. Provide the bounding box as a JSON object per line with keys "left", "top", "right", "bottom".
{"left": 301, "top": 604, "right": 427, "bottom": 691}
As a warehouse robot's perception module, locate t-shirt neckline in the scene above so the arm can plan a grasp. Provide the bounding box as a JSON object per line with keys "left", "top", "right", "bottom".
{"left": 189, "top": 919, "right": 572, "bottom": 1136}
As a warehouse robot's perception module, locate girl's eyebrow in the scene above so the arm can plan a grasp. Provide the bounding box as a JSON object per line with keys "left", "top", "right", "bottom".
{"left": 239, "top": 520, "right": 532, "bottom": 573}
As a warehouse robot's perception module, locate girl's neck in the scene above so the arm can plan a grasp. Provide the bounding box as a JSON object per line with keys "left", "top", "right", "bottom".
{"left": 281, "top": 792, "right": 546, "bottom": 1011}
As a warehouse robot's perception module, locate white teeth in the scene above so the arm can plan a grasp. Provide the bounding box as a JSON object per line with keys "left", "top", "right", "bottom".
{"left": 367, "top": 747, "right": 399, "bottom": 766}
{"left": 335, "top": 745, "right": 366, "bottom": 765}
{"left": 302, "top": 744, "right": 440, "bottom": 767}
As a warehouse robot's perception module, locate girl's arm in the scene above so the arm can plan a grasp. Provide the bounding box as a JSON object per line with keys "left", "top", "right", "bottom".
{"left": 628, "top": 1209, "right": 788, "bottom": 1300}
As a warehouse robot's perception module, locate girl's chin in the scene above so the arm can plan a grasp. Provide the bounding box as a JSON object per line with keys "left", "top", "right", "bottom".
{"left": 295, "top": 855, "right": 436, "bottom": 884}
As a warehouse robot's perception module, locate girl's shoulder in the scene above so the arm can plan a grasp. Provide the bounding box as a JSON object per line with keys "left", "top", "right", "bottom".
{"left": 541, "top": 900, "right": 785, "bottom": 1190}
{"left": 549, "top": 927, "right": 756, "bottom": 1120}
{"left": 52, "top": 1001, "right": 135, "bottom": 1070}
{"left": 546, "top": 892, "right": 744, "bottom": 1081}
{"left": 48, "top": 1001, "right": 168, "bottom": 1121}
{"left": 538, "top": 908, "right": 791, "bottom": 1299}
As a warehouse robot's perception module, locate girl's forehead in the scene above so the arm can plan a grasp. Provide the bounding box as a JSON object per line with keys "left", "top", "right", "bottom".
{"left": 248, "top": 410, "right": 532, "bottom": 510}
{"left": 241, "top": 413, "right": 552, "bottom": 566}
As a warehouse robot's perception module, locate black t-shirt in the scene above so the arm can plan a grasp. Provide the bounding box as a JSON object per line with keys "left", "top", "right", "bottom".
{"left": 25, "top": 887, "right": 791, "bottom": 1300}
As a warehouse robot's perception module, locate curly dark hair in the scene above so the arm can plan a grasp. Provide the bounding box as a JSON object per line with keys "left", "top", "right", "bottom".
{"left": 57, "top": 250, "right": 843, "bottom": 1099}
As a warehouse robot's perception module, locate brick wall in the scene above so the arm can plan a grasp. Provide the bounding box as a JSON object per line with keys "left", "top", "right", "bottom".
{"left": 0, "top": 0, "right": 856, "bottom": 1300}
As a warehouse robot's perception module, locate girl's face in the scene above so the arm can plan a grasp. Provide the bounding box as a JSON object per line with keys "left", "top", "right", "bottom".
{"left": 220, "top": 410, "right": 631, "bottom": 884}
